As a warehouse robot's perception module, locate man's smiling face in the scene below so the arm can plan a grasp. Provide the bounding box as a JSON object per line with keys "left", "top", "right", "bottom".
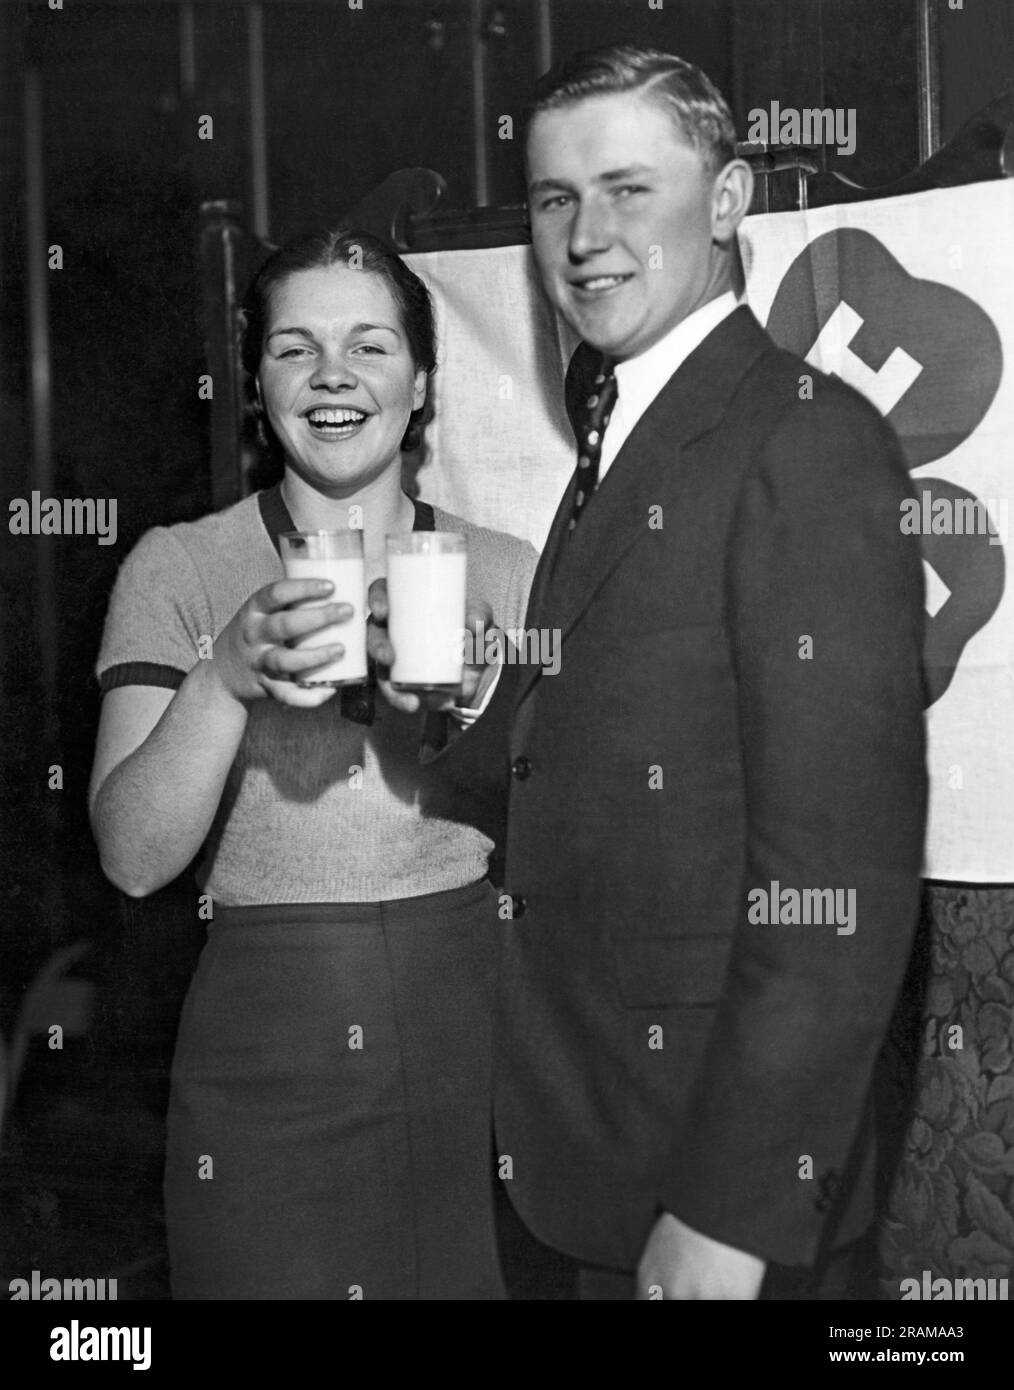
{"left": 527, "top": 93, "right": 722, "bottom": 361}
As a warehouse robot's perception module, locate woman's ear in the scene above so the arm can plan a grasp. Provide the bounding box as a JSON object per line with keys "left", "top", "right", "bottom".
{"left": 412, "top": 368, "right": 428, "bottom": 413}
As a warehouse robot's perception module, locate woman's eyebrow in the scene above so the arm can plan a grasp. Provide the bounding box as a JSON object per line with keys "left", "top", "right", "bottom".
{"left": 266, "top": 322, "right": 401, "bottom": 340}
{"left": 528, "top": 176, "right": 575, "bottom": 197}
{"left": 266, "top": 325, "right": 313, "bottom": 341}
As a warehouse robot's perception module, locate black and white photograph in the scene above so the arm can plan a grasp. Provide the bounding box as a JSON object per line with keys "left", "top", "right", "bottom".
{"left": 1, "top": 0, "right": 1012, "bottom": 1355}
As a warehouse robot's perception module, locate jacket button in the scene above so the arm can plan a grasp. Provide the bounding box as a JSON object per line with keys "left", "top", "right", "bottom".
{"left": 510, "top": 895, "right": 527, "bottom": 918}
{"left": 511, "top": 755, "right": 532, "bottom": 779}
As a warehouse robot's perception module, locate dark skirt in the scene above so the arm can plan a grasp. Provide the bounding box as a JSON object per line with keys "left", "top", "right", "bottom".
{"left": 164, "top": 880, "right": 504, "bottom": 1300}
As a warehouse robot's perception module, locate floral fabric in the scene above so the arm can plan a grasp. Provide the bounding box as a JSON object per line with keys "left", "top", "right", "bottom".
{"left": 880, "top": 884, "right": 1014, "bottom": 1293}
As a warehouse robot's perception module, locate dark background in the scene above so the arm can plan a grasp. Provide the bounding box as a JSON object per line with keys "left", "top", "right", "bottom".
{"left": 1, "top": 0, "right": 1012, "bottom": 1298}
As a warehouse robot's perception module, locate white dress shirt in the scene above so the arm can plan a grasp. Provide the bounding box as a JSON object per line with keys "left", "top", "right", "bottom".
{"left": 597, "top": 291, "right": 741, "bottom": 483}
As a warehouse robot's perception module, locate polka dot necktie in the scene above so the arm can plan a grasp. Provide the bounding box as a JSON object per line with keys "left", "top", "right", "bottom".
{"left": 569, "top": 357, "right": 618, "bottom": 531}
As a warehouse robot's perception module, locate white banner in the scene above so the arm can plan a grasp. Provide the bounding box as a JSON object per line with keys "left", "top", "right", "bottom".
{"left": 743, "top": 180, "right": 1014, "bottom": 881}
{"left": 407, "top": 245, "right": 577, "bottom": 550}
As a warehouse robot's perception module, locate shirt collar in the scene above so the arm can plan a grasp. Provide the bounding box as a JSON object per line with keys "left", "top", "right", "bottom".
{"left": 613, "top": 291, "right": 740, "bottom": 415}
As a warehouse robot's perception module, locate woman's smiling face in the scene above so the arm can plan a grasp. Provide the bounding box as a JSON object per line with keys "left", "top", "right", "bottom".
{"left": 258, "top": 264, "right": 427, "bottom": 496}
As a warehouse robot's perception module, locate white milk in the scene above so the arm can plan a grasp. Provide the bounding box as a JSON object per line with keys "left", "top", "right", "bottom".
{"left": 282, "top": 554, "right": 367, "bottom": 685}
{"left": 387, "top": 549, "right": 467, "bottom": 689}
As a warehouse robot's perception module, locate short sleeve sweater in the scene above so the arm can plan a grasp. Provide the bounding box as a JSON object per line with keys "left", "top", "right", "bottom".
{"left": 95, "top": 484, "right": 538, "bottom": 905}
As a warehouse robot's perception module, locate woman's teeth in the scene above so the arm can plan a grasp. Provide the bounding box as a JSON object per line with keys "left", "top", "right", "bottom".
{"left": 308, "top": 408, "right": 367, "bottom": 426}
{"left": 306, "top": 407, "right": 368, "bottom": 437}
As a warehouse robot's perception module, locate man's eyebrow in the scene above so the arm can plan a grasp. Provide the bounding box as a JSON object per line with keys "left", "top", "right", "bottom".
{"left": 528, "top": 165, "right": 657, "bottom": 196}
{"left": 599, "top": 164, "right": 656, "bottom": 183}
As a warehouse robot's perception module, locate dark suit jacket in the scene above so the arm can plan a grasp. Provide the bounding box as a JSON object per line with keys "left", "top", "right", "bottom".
{"left": 439, "top": 305, "right": 927, "bottom": 1273}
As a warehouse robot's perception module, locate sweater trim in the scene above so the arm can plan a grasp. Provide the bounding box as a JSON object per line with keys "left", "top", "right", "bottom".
{"left": 99, "top": 660, "right": 186, "bottom": 694}
{"left": 257, "top": 483, "right": 435, "bottom": 553}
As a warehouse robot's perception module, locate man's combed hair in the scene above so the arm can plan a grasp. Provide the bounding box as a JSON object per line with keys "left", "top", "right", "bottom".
{"left": 525, "top": 45, "right": 737, "bottom": 174}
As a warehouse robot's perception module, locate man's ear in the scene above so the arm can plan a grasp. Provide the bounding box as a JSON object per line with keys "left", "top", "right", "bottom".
{"left": 711, "top": 159, "right": 753, "bottom": 244}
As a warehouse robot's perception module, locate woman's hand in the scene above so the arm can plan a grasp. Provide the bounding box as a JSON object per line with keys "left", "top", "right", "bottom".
{"left": 211, "top": 579, "right": 355, "bottom": 707}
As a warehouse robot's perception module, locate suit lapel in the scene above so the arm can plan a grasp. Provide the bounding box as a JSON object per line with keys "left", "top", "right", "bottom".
{"left": 515, "top": 307, "right": 770, "bottom": 711}
{"left": 521, "top": 470, "right": 577, "bottom": 632}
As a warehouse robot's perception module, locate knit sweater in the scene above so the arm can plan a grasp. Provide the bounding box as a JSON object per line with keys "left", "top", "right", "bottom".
{"left": 95, "top": 485, "right": 537, "bottom": 904}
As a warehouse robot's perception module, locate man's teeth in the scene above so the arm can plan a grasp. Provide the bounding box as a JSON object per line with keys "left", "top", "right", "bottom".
{"left": 580, "top": 275, "right": 627, "bottom": 290}
{"left": 308, "top": 408, "right": 367, "bottom": 425}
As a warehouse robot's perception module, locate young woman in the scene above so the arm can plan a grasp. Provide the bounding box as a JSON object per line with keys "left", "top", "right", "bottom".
{"left": 89, "top": 230, "right": 536, "bottom": 1299}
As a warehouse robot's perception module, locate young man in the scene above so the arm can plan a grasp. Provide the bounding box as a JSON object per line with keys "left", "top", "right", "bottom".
{"left": 373, "top": 46, "right": 927, "bottom": 1299}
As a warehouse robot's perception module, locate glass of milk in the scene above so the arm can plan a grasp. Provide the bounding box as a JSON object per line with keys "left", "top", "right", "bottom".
{"left": 278, "top": 529, "right": 367, "bottom": 686}
{"left": 386, "top": 532, "right": 467, "bottom": 692}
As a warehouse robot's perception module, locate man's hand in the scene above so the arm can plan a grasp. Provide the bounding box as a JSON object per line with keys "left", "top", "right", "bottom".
{"left": 367, "top": 577, "right": 501, "bottom": 714}
{"left": 636, "top": 1212, "right": 766, "bottom": 1300}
